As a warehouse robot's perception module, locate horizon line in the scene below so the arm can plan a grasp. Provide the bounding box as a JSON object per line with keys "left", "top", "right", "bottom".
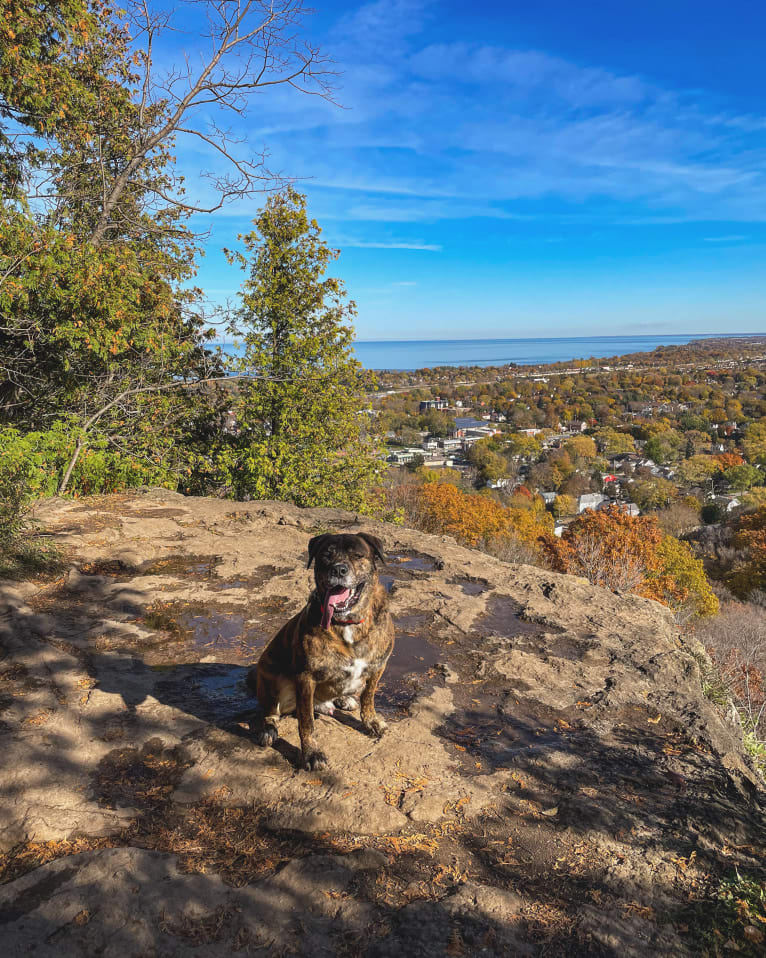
{"left": 212, "top": 331, "right": 766, "bottom": 346}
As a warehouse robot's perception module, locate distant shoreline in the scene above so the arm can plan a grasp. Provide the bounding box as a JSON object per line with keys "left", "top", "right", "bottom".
{"left": 217, "top": 332, "right": 766, "bottom": 371}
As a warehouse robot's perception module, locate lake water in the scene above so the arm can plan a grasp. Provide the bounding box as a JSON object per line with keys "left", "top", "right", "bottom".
{"left": 218, "top": 333, "right": 759, "bottom": 371}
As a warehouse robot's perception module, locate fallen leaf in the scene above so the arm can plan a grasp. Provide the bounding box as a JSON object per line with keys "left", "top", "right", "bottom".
{"left": 541, "top": 806, "right": 559, "bottom": 817}
{"left": 648, "top": 714, "right": 661, "bottom": 724}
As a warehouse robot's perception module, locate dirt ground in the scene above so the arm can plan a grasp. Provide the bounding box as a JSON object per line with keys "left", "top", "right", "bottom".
{"left": 0, "top": 489, "right": 763, "bottom": 956}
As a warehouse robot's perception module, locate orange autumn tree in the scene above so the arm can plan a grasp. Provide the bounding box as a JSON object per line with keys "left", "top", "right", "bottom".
{"left": 728, "top": 506, "right": 766, "bottom": 598}
{"left": 416, "top": 482, "right": 553, "bottom": 557}
{"left": 714, "top": 452, "right": 745, "bottom": 471}
{"left": 546, "top": 505, "right": 717, "bottom": 621}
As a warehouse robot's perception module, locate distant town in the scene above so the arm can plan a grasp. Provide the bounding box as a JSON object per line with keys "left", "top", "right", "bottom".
{"left": 371, "top": 335, "right": 766, "bottom": 535}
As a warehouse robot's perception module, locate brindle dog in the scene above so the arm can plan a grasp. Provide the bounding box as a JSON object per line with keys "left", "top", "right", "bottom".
{"left": 247, "top": 532, "right": 394, "bottom": 770}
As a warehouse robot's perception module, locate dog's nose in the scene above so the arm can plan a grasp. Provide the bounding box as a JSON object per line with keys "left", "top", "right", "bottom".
{"left": 332, "top": 562, "right": 350, "bottom": 577}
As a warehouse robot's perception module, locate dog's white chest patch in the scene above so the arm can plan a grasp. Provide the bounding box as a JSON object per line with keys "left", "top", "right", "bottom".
{"left": 341, "top": 626, "right": 355, "bottom": 645}
{"left": 342, "top": 657, "right": 368, "bottom": 694}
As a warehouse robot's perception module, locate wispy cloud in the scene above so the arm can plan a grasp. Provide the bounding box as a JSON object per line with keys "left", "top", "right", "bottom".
{"left": 341, "top": 238, "right": 442, "bottom": 251}
{"left": 704, "top": 235, "right": 748, "bottom": 242}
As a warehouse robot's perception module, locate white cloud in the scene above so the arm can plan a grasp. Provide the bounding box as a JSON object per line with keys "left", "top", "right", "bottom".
{"left": 341, "top": 239, "right": 442, "bottom": 251}
{"left": 168, "top": 0, "right": 766, "bottom": 227}
{"left": 703, "top": 235, "right": 748, "bottom": 242}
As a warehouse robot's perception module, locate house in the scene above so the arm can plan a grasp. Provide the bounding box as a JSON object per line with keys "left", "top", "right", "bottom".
{"left": 554, "top": 518, "right": 576, "bottom": 537}
{"left": 597, "top": 500, "right": 640, "bottom": 517}
{"left": 486, "top": 478, "right": 514, "bottom": 490}
{"left": 540, "top": 492, "right": 558, "bottom": 505}
{"left": 578, "top": 493, "right": 608, "bottom": 513}
{"left": 560, "top": 420, "right": 588, "bottom": 433}
{"left": 714, "top": 495, "right": 742, "bottom": 513}
{"left": 419, "top": 399, "right": 449, "bottom": 413}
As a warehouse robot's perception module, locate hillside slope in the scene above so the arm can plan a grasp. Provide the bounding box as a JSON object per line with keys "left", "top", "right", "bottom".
{"left": 0, "top": 490, "right": 763, "bottom": 956}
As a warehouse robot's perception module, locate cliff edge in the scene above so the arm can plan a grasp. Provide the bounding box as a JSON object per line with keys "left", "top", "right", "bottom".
{"left": 0, "top": 490, "right": 763, "bottom": 956}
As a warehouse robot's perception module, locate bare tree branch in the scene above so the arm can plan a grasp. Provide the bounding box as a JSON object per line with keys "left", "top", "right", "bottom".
{"left": 88, "top": 0, "right": 336, "bottom": 246}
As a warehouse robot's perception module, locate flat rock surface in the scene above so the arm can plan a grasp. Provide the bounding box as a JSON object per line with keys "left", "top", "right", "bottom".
{"left": 0, "top": 490, "right": 763, "bottom": 955}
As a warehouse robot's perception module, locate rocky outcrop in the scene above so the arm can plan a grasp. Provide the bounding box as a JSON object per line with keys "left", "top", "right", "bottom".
{"left": 0, "top": 490, "right": 763, "bottom": 956}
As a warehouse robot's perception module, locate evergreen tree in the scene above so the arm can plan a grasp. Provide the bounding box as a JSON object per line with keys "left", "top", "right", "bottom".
{"left": 219, "top": 188, "right": 379, "bottom": 509}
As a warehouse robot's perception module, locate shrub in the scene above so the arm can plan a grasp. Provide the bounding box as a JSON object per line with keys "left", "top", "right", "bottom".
{"left": 697, "top": 600, "right": 766, "bottom": 750}
{"left": 546, "top": 505, "right": 718, "bottom": 621}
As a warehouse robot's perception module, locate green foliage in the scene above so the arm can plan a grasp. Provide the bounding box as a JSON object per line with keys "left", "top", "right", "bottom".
{"left": 0, "top": 429, "right": 64, "bottom": 576}
{"left": 629, "top": 477, "right": 677, "bottom": 511}
{"left": 694, "top": 871, "right": 766, "bottom": 957}
{"left": 723, "top": 463, "right": 763, "bottom": 490}
{"left": 0, "top": 423, "right": 176, "bottom": 499}
{"left": 742, "top": 729, "right": 766, "bottom": 778}
{"left": 506, "top": 432, "right": 542, "bottom": 458}
{"left": 209, "top": 188, "right": 379, "bottom": 510}
{"left": 564, "top": 435, "right": 597, "bottom": 460}
{"left": 645, "top": 429, "right": 681, "bottom": 464}
{"left": 743, "top": 421, "right": 766, "bottom": 466}
{"left": 592, "top": 427, "right": 635, "bottom": 455}
{"left": 655, "top": 535, "right": 719, "bottom": 620}
{"left": 675, "top": 455, "right": 719, "bottom": 486}
{"left": 0, "top": 1, "right": 221, "bottom": 496}
{"left": 701, "top": 502, "right": 724, "bottom": 524}
{"left": 551, "top": 493, "right": 576, "bottom": 517}
{"left": 468, "top": 438, "right": 508, "bottom": 485}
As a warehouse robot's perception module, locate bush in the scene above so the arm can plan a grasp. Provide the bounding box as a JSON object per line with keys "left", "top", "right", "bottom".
{"left": 0, "top": 422, "right": 176, "bottom": 501}
{"left": 546, "top": 505, "right": 718, "bottom": 621}
{"left": 0, "top": 445, "right": 36, "bottom": 552}
{"left": 696, "top": 601, "right": 766, "bottom": 757}
{"left": 701, "top": 503, "right": 724, "bottom": 524}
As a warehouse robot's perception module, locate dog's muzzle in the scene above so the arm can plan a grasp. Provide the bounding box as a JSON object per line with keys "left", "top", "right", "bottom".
{"left": 321, "top": 579, "right": 366, "bottom": 628}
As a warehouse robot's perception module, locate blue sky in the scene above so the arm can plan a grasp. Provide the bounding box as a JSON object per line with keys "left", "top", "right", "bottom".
{"left": 161, "top": 0, "right": 766, "bottom": 340}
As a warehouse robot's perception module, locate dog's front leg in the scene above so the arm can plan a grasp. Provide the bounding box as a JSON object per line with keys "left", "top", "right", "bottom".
{"left": 360, "top": 667, "right": 388, "bottom": 738}
{"left": 296, "top": 673, "right": 328, "bottom": 771}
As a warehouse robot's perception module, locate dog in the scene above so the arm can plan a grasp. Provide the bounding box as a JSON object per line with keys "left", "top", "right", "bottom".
{"left": 247, "top": 532, "right": 394, "bottom": 770}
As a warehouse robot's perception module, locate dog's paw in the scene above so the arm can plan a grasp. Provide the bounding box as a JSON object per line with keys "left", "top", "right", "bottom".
{"left": 314, "top": 701, "right": 335, "bottom": 716}
{"left": 303, "top": 749, "right": 329, "bottom": 771}
{"left": 362, "top": 715, "right": 388, "bottom": 738}
{"left": 257, "top": 726, "right": 278, "bottom": 747}
{"left": 333, "top": 696, "right": 358, "bottom": 711}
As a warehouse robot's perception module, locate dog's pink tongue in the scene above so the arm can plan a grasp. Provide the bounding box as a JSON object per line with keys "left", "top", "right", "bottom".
{"left": 322, "top": 587, "right": 351, "bottom": 629}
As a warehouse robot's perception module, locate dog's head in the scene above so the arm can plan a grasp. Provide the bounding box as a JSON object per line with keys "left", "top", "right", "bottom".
{"left": 307, "top": 532, "right": 386, "bottom": 629}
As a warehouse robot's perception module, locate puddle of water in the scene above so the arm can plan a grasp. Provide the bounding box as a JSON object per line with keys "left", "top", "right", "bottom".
{"left": 379, "top": 550, "right": 442, "bottom": 593}
{"left": 451, "top": 577, "right": 490, "bottom": 597}
{"left": 127, "top": 507, "right": 189, "bottom": 518}
{"left": 377, "top": 623, "right": 445, "bottom": 714}
{"left": 141, "top": 601, "right": 275, "bottom": 664}
{"left": 474, "top": 595, "right": 547, "bottom": 638}
{"left": 210, "top": 565, "right": 294, "bottom": 592}
{"left": 140, "top": 555, "right": 223, "bottom": 577}
{"left": 153, "top": 665, "right": 257, "bottom": 723}
{"left": 388, "top": 551, "right": 442, "bottom": 573}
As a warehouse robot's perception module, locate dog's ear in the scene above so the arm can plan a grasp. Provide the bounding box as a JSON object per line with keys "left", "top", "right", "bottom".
{"left": 357, "top": 532, "right": 386, "bottom": 566}
{"left": 307, "top": 534, "right": 331, "bottom": 568}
